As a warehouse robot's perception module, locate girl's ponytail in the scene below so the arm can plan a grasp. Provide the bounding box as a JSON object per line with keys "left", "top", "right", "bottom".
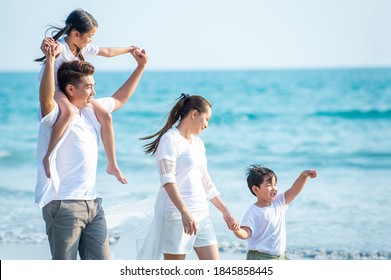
{"left": 34, "top": 23, "right": 72, "bottom": 63}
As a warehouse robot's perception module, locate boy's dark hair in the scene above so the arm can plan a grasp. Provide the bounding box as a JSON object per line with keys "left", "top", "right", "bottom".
{"left": 246, "top": 164, "right": 277, "bottom": 196}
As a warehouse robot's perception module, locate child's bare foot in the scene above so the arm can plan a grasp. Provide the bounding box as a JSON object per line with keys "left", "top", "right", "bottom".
{"left": 42, "top": 155, "right": 51, "bottom": 178}
{"left": 106, "top": 165, "right": 128, "bottom": 184}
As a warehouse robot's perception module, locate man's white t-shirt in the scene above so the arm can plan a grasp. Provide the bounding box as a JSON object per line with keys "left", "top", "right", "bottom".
{"left": 35, "top": 97, "right": 115, "bottom": 208}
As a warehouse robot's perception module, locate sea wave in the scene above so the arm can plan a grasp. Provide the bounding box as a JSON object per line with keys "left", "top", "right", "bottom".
{"left": 0, "top": 150, "right": 11, "bottom": 159}
{"left": 212, "top": 111, "right": 276, "bottom": 124}
{"left": 287, "top": 249, "right": 391, "bottom": 260}
{"left": 0, "top": 186, "right": 33, "bottom": 198}
{"left": 315, "top": 109, "right": 391, "bottom": 119}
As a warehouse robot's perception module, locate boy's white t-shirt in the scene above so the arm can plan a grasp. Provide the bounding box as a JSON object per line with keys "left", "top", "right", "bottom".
{"left": 241, "top": 193, "right": 288, "bottom": 255}
{"left": 37, "top": 37, "right": 99, "bottom": 88}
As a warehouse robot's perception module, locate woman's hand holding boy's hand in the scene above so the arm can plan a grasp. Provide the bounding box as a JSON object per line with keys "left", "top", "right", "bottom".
{"left": 224, "top": 215, "right": 240, "bottom": 232}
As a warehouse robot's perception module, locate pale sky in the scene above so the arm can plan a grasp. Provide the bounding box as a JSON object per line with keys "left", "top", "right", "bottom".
{"left": 1, "top": 0, "right": 391, "bottom": 71}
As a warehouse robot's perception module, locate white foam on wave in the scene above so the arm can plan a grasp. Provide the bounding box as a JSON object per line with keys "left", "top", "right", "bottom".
{"left": 0, "top": 150, "right": 11, "bottom": 159}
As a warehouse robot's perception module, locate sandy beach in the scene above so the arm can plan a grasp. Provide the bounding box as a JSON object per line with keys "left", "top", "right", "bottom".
{"left": 2, "top": 243, "right": 390, "bottom": 280}
{"left": 0, "top": 242, "right": 246, "bottom": 260}
{"left": 0, "top": 243, "right": 52, "bottom": 260}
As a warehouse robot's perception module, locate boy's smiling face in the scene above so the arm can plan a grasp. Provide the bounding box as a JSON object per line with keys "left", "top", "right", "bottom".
{"left": 252, "top": 175, "right": 278, "bottom": 207}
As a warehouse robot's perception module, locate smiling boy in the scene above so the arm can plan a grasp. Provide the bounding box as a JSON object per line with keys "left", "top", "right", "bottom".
{"left": 232, "top": 165, "right": 317, "bottom": 260}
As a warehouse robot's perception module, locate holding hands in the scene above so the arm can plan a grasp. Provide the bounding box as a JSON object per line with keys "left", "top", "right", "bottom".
{"left": 181, "top": 210, "right": 240, "bottom": 236}
{"left": 40, "top": 38, "right": 61, "bottom": 58}
{"left": 129, "top": 45, "right": 148, "bottom": 67}
{"left": 224, "top": 212, "right": 240, "bottom": 232}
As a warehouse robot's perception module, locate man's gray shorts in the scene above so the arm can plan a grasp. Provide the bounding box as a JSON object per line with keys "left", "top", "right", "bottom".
{"left": 42, "top": 198, "right": 110, "bottom": 260}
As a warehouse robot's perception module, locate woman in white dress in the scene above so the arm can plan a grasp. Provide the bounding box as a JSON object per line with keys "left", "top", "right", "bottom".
{"left": 140, "top": 93, "right": 239, "bottom": 260}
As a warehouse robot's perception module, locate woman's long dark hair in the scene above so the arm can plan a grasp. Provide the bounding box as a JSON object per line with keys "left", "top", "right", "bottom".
{"left": 35, "top": 9, "right": 98, "bottom": 63}
{"left": 141, "top": 94, "right": 212, "bottom": 155}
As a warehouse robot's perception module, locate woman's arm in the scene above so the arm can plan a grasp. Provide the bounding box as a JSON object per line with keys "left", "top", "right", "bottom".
{"left": 164, "top": 183, "right": 197, "bottom": 235}
{"left": 210, "top": 196, "right": 239, "bottom": 231}
{"left": 201, "top": 166, "right": 239, "bottom": 231}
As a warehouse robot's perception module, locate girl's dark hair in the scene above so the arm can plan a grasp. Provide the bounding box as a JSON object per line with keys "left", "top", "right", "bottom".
{"left": 35, "top": 9, "right": 98, "bottom": 63}
{"left": 141, "top": 94, "right": 212, "bottom": 155}
{"left": 57, "top": 60, "right": 95, "bottom": 95}
{"left": 246, "top": 164, "right": 277, "bottom": 196}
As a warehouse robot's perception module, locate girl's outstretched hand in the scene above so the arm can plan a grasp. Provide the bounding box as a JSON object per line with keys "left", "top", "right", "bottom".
{"left": 129, "top": 45, "right": 148, "bottom": 67}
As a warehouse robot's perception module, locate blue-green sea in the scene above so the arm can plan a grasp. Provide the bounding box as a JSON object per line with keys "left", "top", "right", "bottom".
{"left": 1, "top": 68, "right": 390, "bottom": 259}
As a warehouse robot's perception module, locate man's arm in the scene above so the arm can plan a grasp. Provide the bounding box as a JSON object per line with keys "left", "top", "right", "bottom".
{"left": 111, "top": 47, "right": 148, "bottom": 111}
{"left": 39, "top": 39, "right": 61, "bottom": 116}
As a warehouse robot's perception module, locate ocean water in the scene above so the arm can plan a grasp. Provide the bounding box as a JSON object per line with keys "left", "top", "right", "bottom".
{"left": 1, "top": 68, "right": 391, "bottom": 259}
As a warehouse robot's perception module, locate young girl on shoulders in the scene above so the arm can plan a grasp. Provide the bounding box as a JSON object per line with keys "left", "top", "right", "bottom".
{"left": 36, "top": 9, "right": 137, "bottom": 184}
